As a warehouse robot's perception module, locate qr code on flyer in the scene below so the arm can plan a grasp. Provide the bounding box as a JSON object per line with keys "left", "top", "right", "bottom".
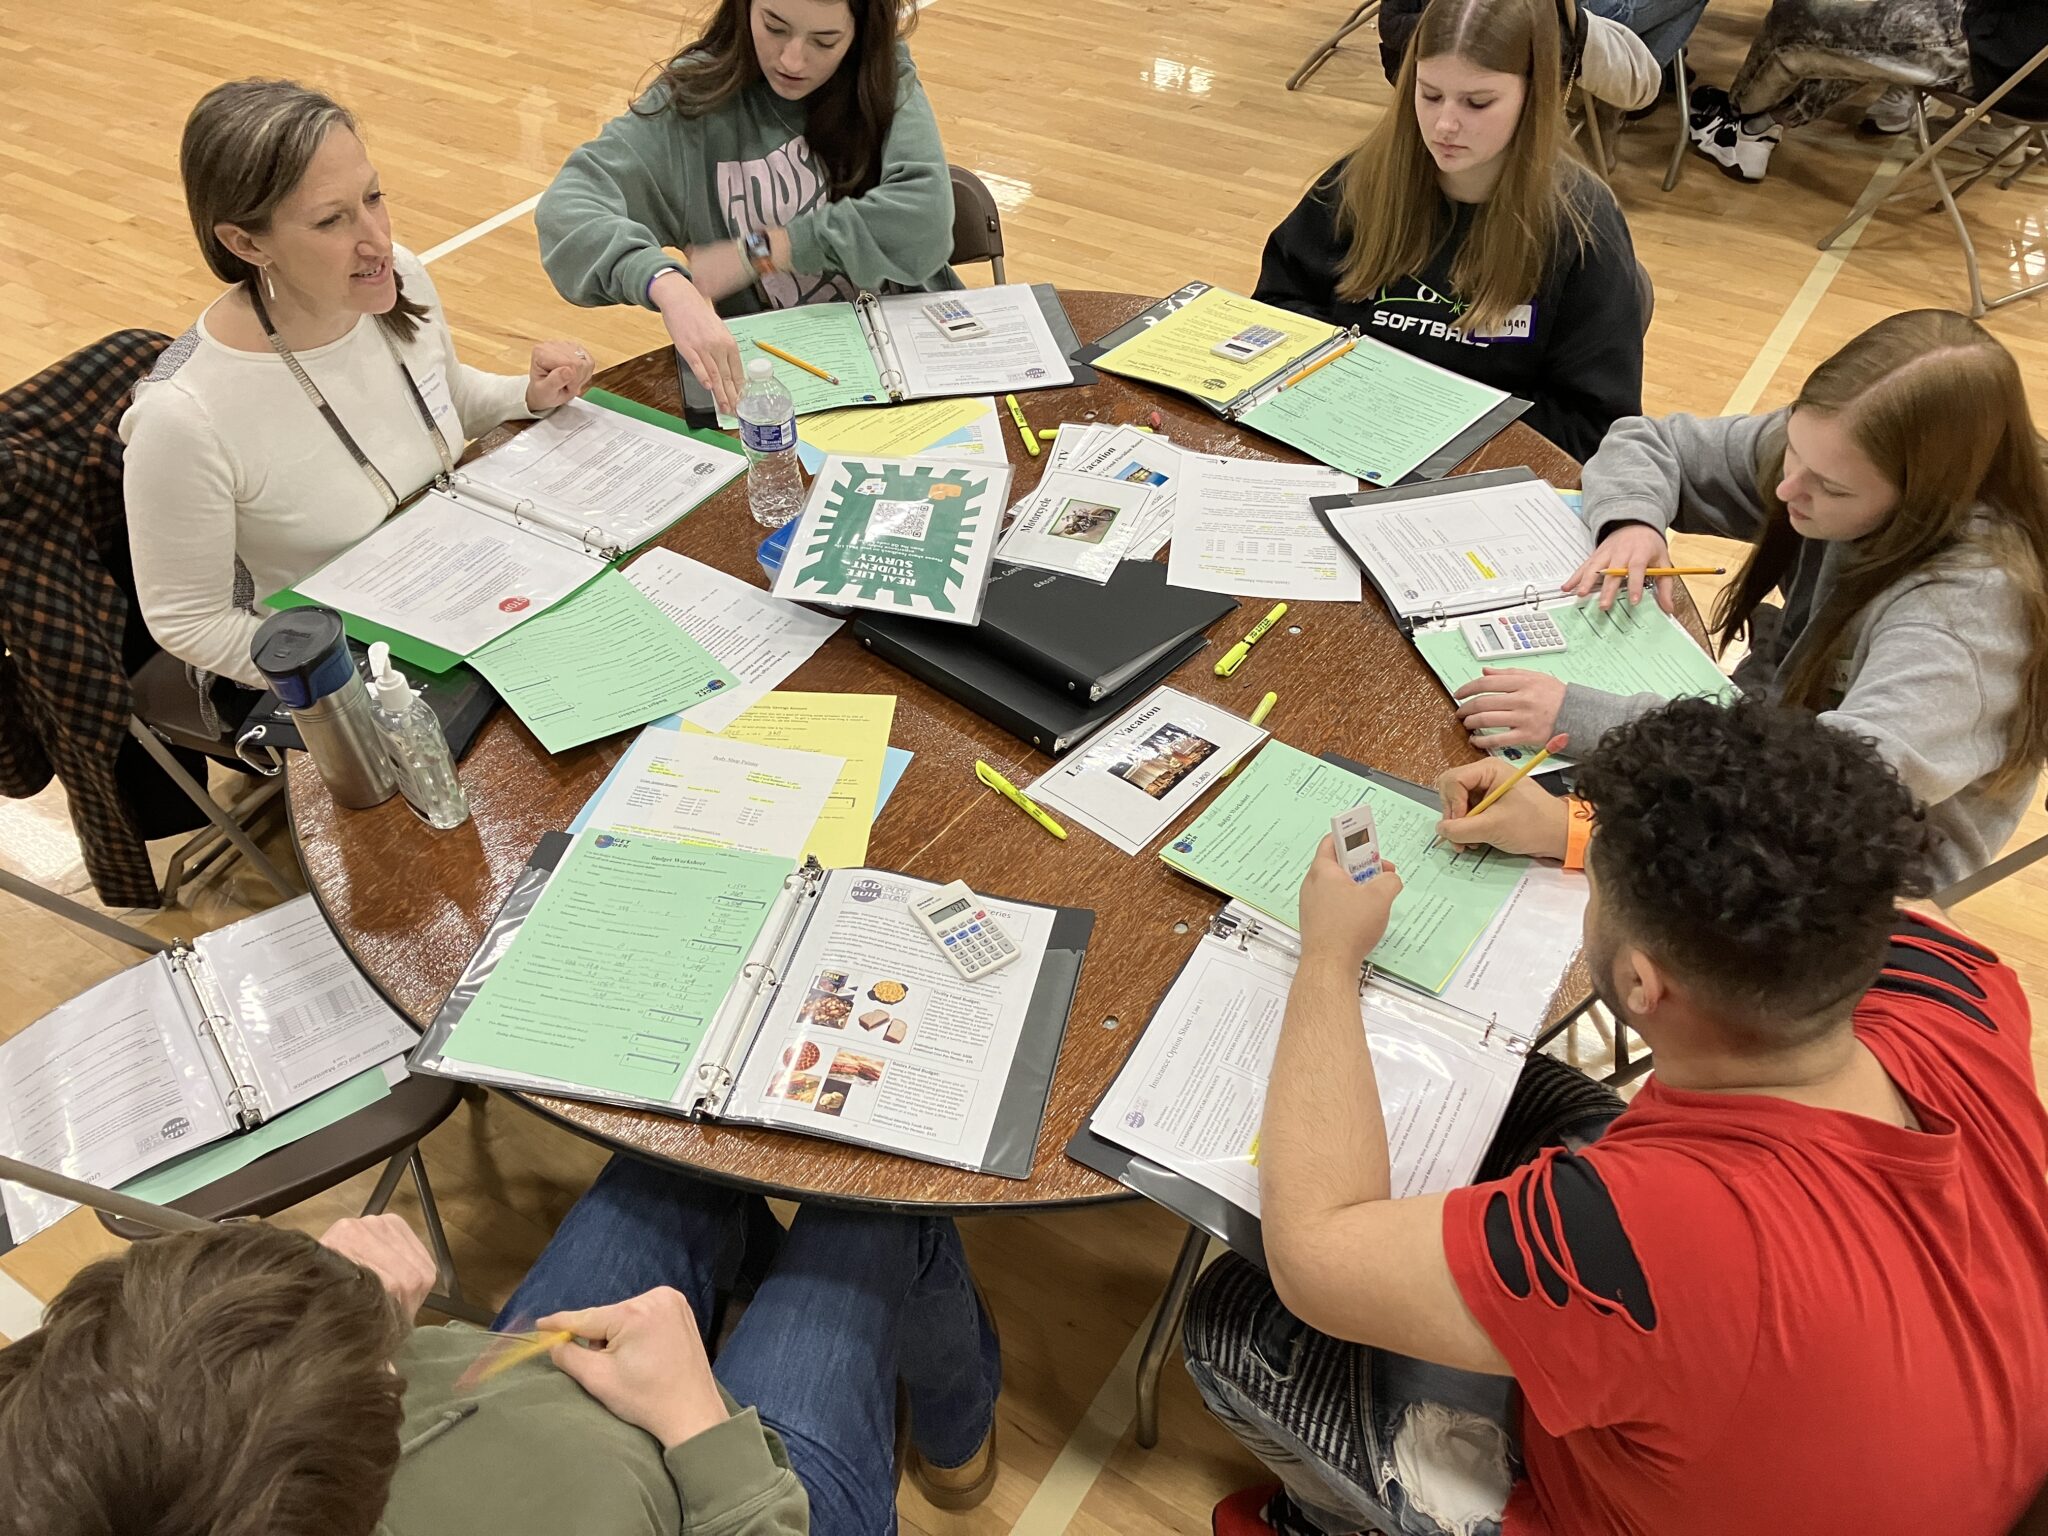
{"left": 866, "top": 499, "right": 933, "bottom": 542}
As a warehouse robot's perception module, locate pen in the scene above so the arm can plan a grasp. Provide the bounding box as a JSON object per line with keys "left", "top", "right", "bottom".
{"left": 1279, "top": 340, "right": 1355, "bottom": 392}
{"left": 752, "top": 341, "right": 839, "bottom": 385}
{"left": 1223, "top": 692, "right": 1279, "bottom": 781}
{"left": 1214, "top": 602, "right": 1290, "bottom": 677}
{"left": 1004, "top": 393, "right": 1041, "bottom": 457}
{"left": 1469, "top": 732, "right": 1570, "bottom": 817}
{"left": 975, "top": 759, "right": 1066, "bottom": 839}
{"left": 1598, "top": 566, "right": 1726, "bottom": 577}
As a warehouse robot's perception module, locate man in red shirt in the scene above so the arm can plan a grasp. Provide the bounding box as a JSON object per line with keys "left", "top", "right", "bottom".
{"left": 1185, "top": 698, "right": 2048, "bottom": 1536}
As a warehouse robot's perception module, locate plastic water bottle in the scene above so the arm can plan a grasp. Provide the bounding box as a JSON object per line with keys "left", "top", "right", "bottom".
{"left": 738, "top": 357, "right": 806, "bottom": 529}
{"left": 365, "top": 642, "right": 470, "bottom": 830}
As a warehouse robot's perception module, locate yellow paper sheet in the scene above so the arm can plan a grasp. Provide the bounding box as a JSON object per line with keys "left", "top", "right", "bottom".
{"left": 683, "top": 692, "right": 897, "bottom": 868}
{"left": 1093, "top": 287, "right": 1342, "bottom": 406}
{"left": 799, "top": 397, "right": 989, "bottom": 458}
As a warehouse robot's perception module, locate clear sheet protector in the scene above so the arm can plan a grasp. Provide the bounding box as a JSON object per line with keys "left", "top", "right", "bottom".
{"left": 1167, "top": 455, "right": 1362, "bottom": 602}
{"left": 876, "top": 284, "right": 1076, "bottom": 397}
{"left": 721, "top": 869, "right": 1059, "bottom": 1173}
{"left": 996, "top": 469, "right": 1156, "bottom": 583}
{"left": 1088, "top": 927, "right": 1524, "bottom": 1216}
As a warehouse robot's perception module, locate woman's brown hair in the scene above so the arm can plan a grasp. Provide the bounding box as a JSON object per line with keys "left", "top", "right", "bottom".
{"left": 1713, "top": 308, "right": 2048, "bottom": 793}
{"left": 641, "top": 0, "right": 915, "bottom": 199}
{"left": 181, "top": 79, "right": 428, "bottom": 341}
{"left": 0, "top": 1224, "right": 408, "bottom": 1536}
{"left": 1336, "top": 0, "right": 1592, "bottom": 336}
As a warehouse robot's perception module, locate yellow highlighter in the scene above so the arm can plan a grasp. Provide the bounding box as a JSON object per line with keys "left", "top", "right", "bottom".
{"left": 1222, "top": 692, "right": 1278, "bottom": 781}
{"left": 975, "top": 760, "right": 1066, "bottom": 839}
{"left": 1214, "top": 603, "right": 1289, "bottom": 677}
{"left": 1004, "top": 393, "right": 1041, "bottom": 458}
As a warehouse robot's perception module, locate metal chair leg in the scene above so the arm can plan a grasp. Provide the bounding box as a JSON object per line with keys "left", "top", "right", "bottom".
{"left": 1913, "top": 102, "right": 1991, "bottom": 317}
{"left": 1134, "top": 1223, "right": 1210, "bottom": 1451}
{"left": 1287, "top": 0, "right": 1382, "bottom": 91}
{"left": 0, "top": 866, "right": 169, "bottom": 952}
{"left": 1935, "top": 831, "right": 2048, "bottom": 906}
{"left": 989, "top": 254, "right": 1006, "bottom": 284}
{"left": 409, "top": 1150, "right": 493, "bottom": 1325}
{"left": 360, "top": 1148, "right": 412, "bottom": 1217}
{"left": 1663, "top": 50, "right": 1691, "bottom": 192}
{"left": 126, "top": 719, "right": 296, "bottom": 900}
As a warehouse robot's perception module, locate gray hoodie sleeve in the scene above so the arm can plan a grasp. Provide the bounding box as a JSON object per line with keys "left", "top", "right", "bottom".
{"left": 1579, "top": 409, "right": 1786, "bottom": 543}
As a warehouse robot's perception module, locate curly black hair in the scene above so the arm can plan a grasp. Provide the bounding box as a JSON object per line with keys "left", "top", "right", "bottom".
{"left": 1573, "top": 697, "right": 1933, "bottom": 1045}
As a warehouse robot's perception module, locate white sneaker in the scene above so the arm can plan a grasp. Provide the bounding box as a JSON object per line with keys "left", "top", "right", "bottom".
{"left": 1862, "top": 85, "right": 1915, "bottom": 135}
{"left": 1691, "top": 108, "right": 1782, "bottom": 181}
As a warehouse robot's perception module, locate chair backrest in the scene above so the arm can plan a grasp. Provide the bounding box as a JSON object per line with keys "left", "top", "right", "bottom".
{"left": 1635, "top": 260, "right": 1655, "bottom": 335}
{"left": 948, "top": 165, "right": 1006, "bottom": 280}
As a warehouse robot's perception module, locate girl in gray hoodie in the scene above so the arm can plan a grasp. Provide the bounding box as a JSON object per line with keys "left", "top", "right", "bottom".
{"left": 1450, "top": 308, "right": 2048, "bottom": 890}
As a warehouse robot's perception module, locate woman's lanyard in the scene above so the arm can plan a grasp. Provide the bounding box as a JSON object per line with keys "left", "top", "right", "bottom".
{"left": 251, "top": 288, "right": 455, "bottom": 512}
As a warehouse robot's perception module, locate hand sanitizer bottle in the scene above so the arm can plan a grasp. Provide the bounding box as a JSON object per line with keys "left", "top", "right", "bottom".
{"left": 366, "top": 642, "right": 470, "bottom": 830}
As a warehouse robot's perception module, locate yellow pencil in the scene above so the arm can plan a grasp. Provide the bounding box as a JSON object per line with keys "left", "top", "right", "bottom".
{"left": 753, "top": 341, "right": 839, "bottom": 385}
{"left": 1469, "top": 732, "right": 1569, "bottom": 817}
{"left": 1599, "top": 566, "right": 1726, "bottom": 577}
{"left": 1278, "top": 340, "right": 1355, "bottom": 392}
{"left": 459, "top": 1329, "right": 576, "bottom": 1387}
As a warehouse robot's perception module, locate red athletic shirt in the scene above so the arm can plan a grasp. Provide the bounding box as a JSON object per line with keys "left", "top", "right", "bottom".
{"left": 1443, "top": 914, "right": 2048, "bottom": 1536}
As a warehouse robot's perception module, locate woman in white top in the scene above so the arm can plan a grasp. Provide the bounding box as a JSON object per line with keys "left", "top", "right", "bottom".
{"left": 122, "top": 79, "right": 594, "bottom": 691}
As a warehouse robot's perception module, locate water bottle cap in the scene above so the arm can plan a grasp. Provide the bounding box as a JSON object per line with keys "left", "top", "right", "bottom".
{"left": 746, "top": 358, "right": 773, "bottom": 381}
{"left": 249, "top": 607, "right": 355, "bottom": 709}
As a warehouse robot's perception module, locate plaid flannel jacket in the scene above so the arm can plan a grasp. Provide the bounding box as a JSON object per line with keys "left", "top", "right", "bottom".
{"left": 1, "top": 330, "right": 172, "bottom": 908}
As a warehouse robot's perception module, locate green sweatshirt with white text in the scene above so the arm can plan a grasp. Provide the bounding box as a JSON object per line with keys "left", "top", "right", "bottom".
{"left": 538, "top": 41, "right": 957, "bottom": 317}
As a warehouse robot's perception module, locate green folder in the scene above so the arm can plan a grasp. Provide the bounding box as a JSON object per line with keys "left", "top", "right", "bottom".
{"left": 265, "top": 390, "right": 742, "bottom": 674}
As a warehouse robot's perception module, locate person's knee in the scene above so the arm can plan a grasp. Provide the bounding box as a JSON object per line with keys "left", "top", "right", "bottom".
{"left": 1182, "top": 1252, "right": 1291, "bottom": 1383}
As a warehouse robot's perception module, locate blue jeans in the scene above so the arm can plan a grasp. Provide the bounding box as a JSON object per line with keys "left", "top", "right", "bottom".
{"left": 1582, "top": 0, "right": 1710, "bottom": 67}
{"left": 496, "top": 1156, "right": 1001, "bottom": 1536}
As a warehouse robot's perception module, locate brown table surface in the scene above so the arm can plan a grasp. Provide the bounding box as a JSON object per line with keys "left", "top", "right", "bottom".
{"left": 290, "top": 290, "right": 1686, "bottom": 1212}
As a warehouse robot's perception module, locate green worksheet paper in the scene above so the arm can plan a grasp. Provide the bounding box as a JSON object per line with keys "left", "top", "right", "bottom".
{"left": 1412, "top": 600, "right": 1736, "bottom": 721}
{"left": 1239, "top": 339, "right": 1507, "bottom": 488}
{"left": 445, "top": 835, "right": 792, "bottom": 1102}
{"left": 469, "top": 569, "right": 739, "bottom": 753}
{"left": 119, "top": 1067, "right": 392, "bottom": 1205}
{"left": 1161, "top": 742, "right": 1525, "bottom": 991}
{"left": 728, "top": 306, "right": 890, "bottom": 414}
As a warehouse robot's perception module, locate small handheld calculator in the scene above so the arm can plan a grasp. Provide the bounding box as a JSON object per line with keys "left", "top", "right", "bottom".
{"left": 1212, "top": 325, "right": 1287, "bottom": 364}
{"left": 911, "top": 880, "right": 1021, "bottom": 980}
{"left": 1462, "top": 612, "right": 1569, "bottom": 660}
{"left": 1331, "top": 807, "right": 1382, "bottom": 882}
{"left": 923, "top": 298, "right": 988, "bottom": 341}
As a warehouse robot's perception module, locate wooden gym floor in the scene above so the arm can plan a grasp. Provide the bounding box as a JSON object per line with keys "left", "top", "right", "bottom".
{"left": 3, "top": 0, "right": 2047, "bottom": 1529}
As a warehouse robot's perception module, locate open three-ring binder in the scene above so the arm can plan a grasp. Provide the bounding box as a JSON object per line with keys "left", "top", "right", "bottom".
{"left": 412, "top": 833, "right": 1097, "bottom": 1179}
{"left": 675, "top": 283, "right": 1093, "bottom": 421}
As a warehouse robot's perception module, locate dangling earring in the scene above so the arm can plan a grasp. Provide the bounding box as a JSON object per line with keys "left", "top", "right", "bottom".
{"left": 263, "top": 266, "right": 276, "bottom": 301}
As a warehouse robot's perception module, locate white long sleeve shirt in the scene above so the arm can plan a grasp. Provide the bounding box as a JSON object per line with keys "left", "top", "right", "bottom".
{"left": 120, "top": 247, "right": 533, "bottom": 686}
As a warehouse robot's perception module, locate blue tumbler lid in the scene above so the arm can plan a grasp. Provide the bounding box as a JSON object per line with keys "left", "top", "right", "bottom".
{"left": 249, "top": 608, "right": 357, "bottom": 709}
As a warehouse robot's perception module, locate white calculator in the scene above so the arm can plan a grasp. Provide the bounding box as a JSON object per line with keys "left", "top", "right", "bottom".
{"left": 923, "top": 298, "right": 988, "bottom": 341}
{"left": 911, "top": 880, "right": 1021, "bottom": 980}
{"left": 1212, "top": 325, "right": 1287, "bottom": 363}
{"left": 1462, "top": 612, "right": 1569, "bottom": 659}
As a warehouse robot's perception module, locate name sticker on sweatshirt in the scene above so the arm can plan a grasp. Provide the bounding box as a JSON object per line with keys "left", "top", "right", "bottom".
{"left": 412, "top": 362, "right": 458, "bottom": 428}
{"left": 1467, "top": 304, "right": 1534, "bottom": 343}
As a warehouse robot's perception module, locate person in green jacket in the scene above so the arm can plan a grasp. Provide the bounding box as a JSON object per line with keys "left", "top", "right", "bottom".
{"left": 0, "top": 1161, "right": 1002, "bottom": 1535}
{"left": 538, "top": 0, "right": 958, "bottom": 414}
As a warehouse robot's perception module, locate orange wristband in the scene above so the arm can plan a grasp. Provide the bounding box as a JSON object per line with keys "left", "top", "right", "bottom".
{"left": 1563, "top": 797, "right": 1595, "bottom": 871}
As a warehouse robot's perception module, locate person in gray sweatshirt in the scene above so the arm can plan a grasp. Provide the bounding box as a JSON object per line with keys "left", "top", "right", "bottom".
{"left": 1448, "top": 308, "right": 2048, "bottom": 891}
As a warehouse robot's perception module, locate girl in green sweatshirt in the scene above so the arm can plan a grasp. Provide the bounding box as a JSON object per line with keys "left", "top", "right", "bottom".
{"left": 538, "top": 0, "right": 958, "bottom": 413}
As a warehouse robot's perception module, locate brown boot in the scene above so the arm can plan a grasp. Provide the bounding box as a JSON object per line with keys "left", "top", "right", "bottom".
{"left": 907, "top": 1420, "right": 998, "bottom": 1511}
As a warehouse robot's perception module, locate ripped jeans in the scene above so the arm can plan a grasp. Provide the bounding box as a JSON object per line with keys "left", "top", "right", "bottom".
{"left": 1183, "top": 1259, "right": 1515, "bottom": 1536}
{"left": 1182, "top": 1053, "right": 1625, "bottom": 1535}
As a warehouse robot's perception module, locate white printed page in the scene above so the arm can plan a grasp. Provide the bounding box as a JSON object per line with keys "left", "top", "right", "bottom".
{"left": 582, "top": 726, "right": 844, "bottom": 860}
{"left": 296, "top": 490, "right": 599, "bottom": 656}
{"left": 1091, "top": 934, "right": 1523, "bottom": 1217}
{"left": 1323, "top": 480, "right": 1594, "bottom": 620}
{"left": 1439, "top": 864, "right": 1590, "bottom": 1039}
{"left": 457, "top": 399, "right": 746, "bottom": 551}
{"left": 192, "top": 894, "right": 415, "bottom": 1110}
{"left": 881, "top": 285, "right": 1076, "bottom": 397}
{"left": 1065, "top": 426, "right": 1188, "bottom": 559}
{"left": 726, "top": 871, "right": 1057, "bottom": 1170}
{"left": 1027, "top": 685, "right": 1267, "bottom": 855}
{"left": 996, "top": 469, "right": 1154, "bottom": 583}
{"left": 0, "top": 962, "right": 236, "bottom": 1240}
{"left": 1166, "top": 456, "right": 1362, "bottom": 602}
{"left": 622, "top": 549, "right": 843, "bottom": 732}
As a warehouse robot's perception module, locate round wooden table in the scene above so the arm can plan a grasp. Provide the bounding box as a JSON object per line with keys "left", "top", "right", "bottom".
{"left": 289, "top": 289, "right": 1608, "bottom": 1212}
